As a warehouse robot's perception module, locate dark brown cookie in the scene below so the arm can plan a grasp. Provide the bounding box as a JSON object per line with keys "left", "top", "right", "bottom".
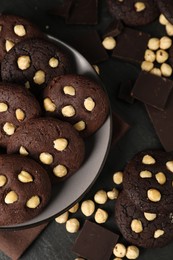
{"left": 0, "top": 82, "right": 41, "bottom": 148}
{"left": 0, "top": 14, "right": 44, "bottom": 63}
{"left": 1, "top": 38, "right": 74, "bottom": 96}
{"left": 107, "top": 0, "right": 159, "bottom": 26}
{"left": 0, "top": 154, "right": 51, "bottom": 226}
{"left": 43, "top": 74, "right": 109, "bottom": 138}
{"left": 123, "top": 150, "right": 173, "bottom": 213}
{"left": 115, "top": 191, "right": 173, "bottom": 248}
{"left": 156, "top": 0, "right": 173, "bottom": 24}
{"left": 7, "top": 117, "right": 85, "bottom": 183}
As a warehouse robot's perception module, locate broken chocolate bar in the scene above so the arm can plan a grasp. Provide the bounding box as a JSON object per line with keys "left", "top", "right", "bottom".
{"left": 103, "top": 18, "right": 124, "bottom": 38}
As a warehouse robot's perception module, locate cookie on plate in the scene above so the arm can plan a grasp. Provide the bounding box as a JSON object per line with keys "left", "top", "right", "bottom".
{"left": 115, "top": 191, "right": 173, "bottom": 248}
{"left": 7, "top": 117, "right": 85, "bottom": 183}
{"left": 107, "top": 0, "right": 159, "bottom": 26}
{"left": 0, "top": 82, "right": 41, "bottom": 148}
{"left": 1, "top": 38, "right": 74, "bottom": 96}
{"left": 123, "top": 150, "right": 173, "bottom": 213}
{"left": 0, "top": 14, "right": 44, "bottom": 63}
{"left": 43, "top": 74, "right": 109, "bottom": 137}
{"left": 0, "top": 154, "right": 51, "bottom": 226}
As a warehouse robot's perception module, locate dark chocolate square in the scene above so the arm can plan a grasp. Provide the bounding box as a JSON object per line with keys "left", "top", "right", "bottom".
{"left": 103, "top": 18, "right": 124, "bottom": 38}
{"left": 72, "top": 220, "right": 119, "bottom": 260}
{"left": 47, "top": 0, "right": 72, "bottom": 18}
{"left": 131, "top": 71, "right": 173, "bottom": 110}
{"left": 112, "top": 27, "right": 150, "bottom": 64}
{"left": 118, "top": 79, "right": 135, "bottom": 104}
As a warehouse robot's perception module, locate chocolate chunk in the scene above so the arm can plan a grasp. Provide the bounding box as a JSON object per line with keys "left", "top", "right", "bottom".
{"left": 47, "top": 0, "right": 72, "bottom": 18}
{"left": 72, "top": 220, "right": 119, "bottom": 260}
{"left": 112, "top": 27, "right": 150, "bottom": 64}
{"left": 103, "top": 18, "right": 124, "bottom": 38}
{"left": 66, "top": 0, "right": 98, "bottom": 25}
{"left": 118, "top": 79, "right": 135, "bottom": 104}
{"left": 131, "top": 71, "right": 173, "bottom": 110}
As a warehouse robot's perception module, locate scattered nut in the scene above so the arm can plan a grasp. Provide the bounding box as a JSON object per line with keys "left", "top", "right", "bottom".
{"left": 144, "top": 212, "right": 157, "bottom": 221}
{"left": 53, "top": 164, "right": 67, "bottom": 177}
{"left": 94, "top": 189, "right": 108, "bottom": 204}
{"left": 94, "top": 208, "right": 108, "bottom": 223}
{"left": 15, "top": 108, "right": 25, "bottom": 121}
{"left": 19, "top": 146, "right": 29, "bottom": 156}
{"left": 66, "top": 218, "right": 80, "bottom": 233}
{"left": 113, "top": 171, "right": 123, "bottom": 185}
{"left": 166, "top": 161, "right": 173, "bottom": 172}
{"left": 17, "top": 55, "right": 31, "bottom": 70}
{"left": 107, "top": 188, "right": 119, "bottom": 200}
{"left": 53, "top": 138, "right": 68, "bottom": 151}
{"left": 159, "top": 14, "right": 169, "bottom": 25}
{"left": 61, "top": 105, "right": 75, "bottom": 117}
{"left": 148, "top": 38, "right": 160, "bottom": 51}
{"left": 150, "top": 68, "right": 162, "bottom": 77}
{"left": 126, "top": 245, "right": 139, "bottom": 259}
{"left": 93, "top": 64, "right": 100, "bottom": 74}
{"left": 63, "top": 86, "right": 75, "bottom": 96}
{"left": 156, "top": 49, "right": 168, "bottom": 63}
{"left": 69, "top": 203, "right": 79, "bottom": 213}
{"left": 142, "top": 155, "right": 156, "bottom": 164}
{"left": 131, "top": 219, "right": 143, "bottom": 233}
{"left": 18, "top": 170, "right": 33, "bottom": 183}
{"left": 147, "top": 189, "right": 161, "bottom": 202}
{"left": 26, "top": 195, "right": 40, "bottom": 208}
{"left": 166, "top": 23, "right": 173, "bottom": 36}
{"left": 113, "top": 243, "right": 126, "bottom": 258}
{"left": 0, "top": 175, "right": 7, "bottom": 187}
{"left": 81, "top": 200, "right": 95, "bottom": 216}
{"left": 102, "top": 36, "right": 116, "bottom": 50}
{"left": 140, "top": 170, "right": 152, "bottom": 178}
{"left": 84, "top": 97, "right": 95, "bottom": 112}
{"left": 155, "top": 172, "right": 166, "bottom": 185}
{"left": 160, "top": 63, "right": 172, "bottom": 77}
{"left": 141, "top": 61, "right": 154, "bottom": 72}
{"left": 39, "top": 152, "right": 53, "bottom": 165}
{"left": 43, "top": 97, "right": 56, "bottom": 112}
{"left": 0, "top": 102, "right": 8, "bottom": 112}
{"left": 14, "top": 24, "right": 26, "bottom": 36}
{"left": 3, "top": 122, "right": 16, "bottom": 135}
{"left": 154, "top": 229, "right": 164, "bottom": 238}
{"left": 5, "top": 40, "right": 15, "bottom": 52}
{"left": 134, "top": 2, "right": 146, "bottom": 12}
{"left": 49, "top": 57, "right": 59, "bottom": 68}
{"left": 160, "top": 36, "right": 172, "bottom": 49}
{"left": 5, "top": 191, "right": 18, "bottom": 204}
{"left": 33, "top": 70, "right": 46, "bottom": 85}
{"left": 55, "top": 211, "right": 69, "bottom": 224}
{"left": 144, "top": 49, "right": 155, "bottom": 62}
{"left": 73, "top": 121, "right": 86, "bottom": 131}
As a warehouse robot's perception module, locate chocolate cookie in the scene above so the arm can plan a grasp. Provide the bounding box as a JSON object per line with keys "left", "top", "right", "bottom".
{"left": 0, "top": 14, "right": 44, "bottom": 63}
{"left": 43, "top": 74, "right": 109, "bottom": 137}
{"left": 115, "top": 191, "right": 173, "bottom": 248}
{"left": 0, "top": 82, "right": 41, "bottom": 148}
{"left": 7, "top": 117, "right": 85, "bottom": 183}
{"left": 0, "top": 154, "right": 51, "bottom": 226}
{"left": 1, "top": 38, "right": 73, "bottom": 96}
{"left": 156, "top": 0, "right": 173, "bottom": 24}
{"left": 123, "top": 150, "right": 173, "bottom": 213}
{"left": 107, "top": 0, "right": 159, "bottom": 26}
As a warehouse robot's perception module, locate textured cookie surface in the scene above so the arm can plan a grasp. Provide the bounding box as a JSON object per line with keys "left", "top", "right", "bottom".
{"left": 7, "top": 117, "right": 85, "bottom": 183}
{"left": 123, "top": 150, "right": 173, "bottom": 213}
{"left": 43, "top": 74, "right": 109, "bottom": 137}
{"left": 0, "top": 14, "right": 44, "bottom": 63}
{"left": 115, "top": 191, "right": 173, "bottom": 248}
{"left": 0, "top": 154, "right": 51, "bottom": 226}
{"left": 1, "top": 38, "right": 73, "bottom": 96}
{"left": 107, "top": 0, "right": 159, "bottom": 26}
{"left": 0, "top": 82, "right": 41, "bottom": 147}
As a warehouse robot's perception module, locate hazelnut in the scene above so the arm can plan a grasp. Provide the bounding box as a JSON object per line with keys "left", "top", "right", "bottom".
{"left": 155, "top": 172, "right": 166, "bottom": 185}
{"left": 154, "top": 229, "right": 164, "bottom": 238}
{"left": 166, "top": 23, "right": 173, "bottom": 36}
{"left": 17, "top": 55, "right": 31, "bottom": 70}
{"left": 14, "top": 24, "right": 26, "bottom": 36}
{"left": 39, "top": 152, "right": 53, "bottom": 165}
{"left": 0, "top": 175, "right": 7, "bottom": 187}
{"left": 102, "top": 36, "right": 116, "bottom": 50}
{"left": 94, "top": 189, "right": 108, "bottom": 204}
{"left": 166, "top": 161, "right": 173, "bottom": 172}
{"left": 19, "top": 146, "right": 29, "bottom": 156}
{"left": 134, "top": 2, "right": 146, "bottom": 12}
{"left": 148, "top": 38, "right": 160, "bottom": 51}
{"left": 113, "top": 243, "right": 126, "bottom": 258}
{"left": 81, "top": 200, "right": 95, "bottom": 216}
{"left": 113, "top": 171, "right": 123, "bottom": 184}
{"left": 33, "top": 70, "right": 46, "bottom": 85}
{"left": 107, "top": 188, "right": 119, "bottom": 200}
{"left": 66, "top": 218, "right": 80, "bottom": 233}
{"left": 63, "top": 86, "right": 75, "bottom": 96}
{"left": 0, "top": 102, "right": 8, "bottom": 112}
{"left": 49, "top": 57, "right": 59, "bottom": 68}
{"left": 53, "top": 138, "right": 68, "bottom": 151}
{"left": 144, "top": 212, "right": 157, "bottom": 221}
{"left": 144, "top": 49, "right": 155, "bottom": 62}
{"left": 147, "top": 189, "right": 161, "bottom": 202}
{"left": 84, "top": 97, "right": 95, "bottom": 112}
{"left": 26, "top": 195, "right": 40, "bottom": 208}
{"left": 94, "top": 208, "right": 108, "bottom": 223}
{"left": 142, "top": 154, "right": 156, "bottom": 164}
{"left": 5, "top": 191, "right": 18, "bottom": 204}
{"left": 73, "top": 121, "right": 86, "bottom": 131}
{"left": 55, "top": 211, "right": 69, "bottom": 224}
{"left": 159, "top": 14, "right": 169, "bottom": 25}
{"left": 141, "top": 61, "right": 154, "bottom": 72}
{"left": 3, "top": 122, "right": 16, "bottom": 135}
{"left": 53, "top": 164, "right": 67, "bottom": 178}
{"left": 43, "top": 97, "right": 56, "bottom": 112}
{"left": 150, "top": 68, "right": 162, "bottom": 77}
{"left": 69, "top": 203, "right": 79, "bottom": 213}
{"left": 131, "top": 219, "right": 143, "bottom": 233}
{"left": 126, "top": 245, "right": 139, "bottom": 259}
{"left": 160, "top": 63, "right": 172, "bottom": 77}
{"left": 61, "top": 105, "right": 75, "bottom": 117}
{"left": 156, "top": 49, "right": 168, "bottom": 63}
{"left": 140, "top": 170, "right": 152, "bottom": 178}
{"left": 15, "top": 108, "right": 25, "bottom": 121}
{"left": 18, "top": 170, "right": 33, "bottom": 183}
{"left": 5, "top": 40, "right": 14, "bottom": 52}
{"left": 160, "top": 36, "right": 172, "bottom": 49}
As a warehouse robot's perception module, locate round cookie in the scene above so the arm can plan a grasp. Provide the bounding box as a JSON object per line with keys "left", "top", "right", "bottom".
{"left": 115, "top": 191, "right": 173, "bottom": 248}
{"left": 1, "top": 38, "right": 74, "bottom": 96}
{"left": 123, "top": 150, "right": 173, "bottom": 213}
{"left": 0, "top": 154, "right": 51, "bottom": 226}
{"left": 0, "top": 14, "right": 44, "bottom": 63}
{"left": 43, "top": 74, "right": 109, "bottom": 138}
{"left": 0, "top": 82, "right": 41, "bottom": 148}
{"left": 7, "top": 117, "right": 85, "bottom": 183}
{"left": 156, "top": 0, "right": 173, "bottom": 24}
{"left": 107, "top": 0, "right": 159, "bottom": 26}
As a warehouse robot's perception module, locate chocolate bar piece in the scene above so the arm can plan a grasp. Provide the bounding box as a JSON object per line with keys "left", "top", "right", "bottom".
{"left": 103, "top": 18, "right": 124, "bottom": 38}
{"left": 131, "top": 71, "right": 173, "bottom": 110}
{"left": 66, "top": 0, "right": 98, "bottom": 25}
{"left": 112, "top": 27, "right": 150, "bottom": 64}
{"left": 47, "top": 0, "right": 72, "bottom": 18}
{"left": 72, "top": 220, "right": 119, "bottom": 260}
{"left": 118, "top": 79, "right": 135, "bottom": 104}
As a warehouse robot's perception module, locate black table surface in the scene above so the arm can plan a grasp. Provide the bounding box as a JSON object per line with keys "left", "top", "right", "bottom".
{"left": 0, "top": 0, "right": 173, "bottom": 260}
